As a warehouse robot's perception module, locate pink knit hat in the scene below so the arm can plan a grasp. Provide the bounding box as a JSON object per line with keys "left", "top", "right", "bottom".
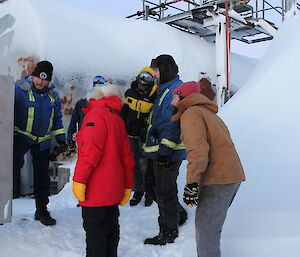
{"left": 172, "top": 81, "right": 200, "bottom": 97}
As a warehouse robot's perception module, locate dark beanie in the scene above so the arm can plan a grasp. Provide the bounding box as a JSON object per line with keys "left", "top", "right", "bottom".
{"left": 151, "top": 54, "right": 178, "bottom": 84}
{"left": 32, "top": 61, "right": 53, "bottom": 81}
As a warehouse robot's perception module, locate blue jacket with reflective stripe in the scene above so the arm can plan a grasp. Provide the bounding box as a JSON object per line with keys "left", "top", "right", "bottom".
{"left": 14, "top": 76, "right": 66, "bottom": 150}
{"left": 144, "top": 76, "right": 186, "bottom": 161}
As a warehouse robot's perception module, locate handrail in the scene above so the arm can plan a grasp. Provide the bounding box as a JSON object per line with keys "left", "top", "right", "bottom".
{"left": 128, "top": 0, "right": 294, "bottom": 23}
{"left": 263, "top": 0, "right": 283, "bottom": 16}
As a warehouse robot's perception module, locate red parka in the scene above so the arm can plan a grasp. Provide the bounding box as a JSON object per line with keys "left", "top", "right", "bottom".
{"left": 73, "top": 96, "right": 134, "bottom": 207}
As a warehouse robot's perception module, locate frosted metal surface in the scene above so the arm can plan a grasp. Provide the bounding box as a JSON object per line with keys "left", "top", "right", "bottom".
{"left": 0, "top": 75, "right": 14, "bottom": 224}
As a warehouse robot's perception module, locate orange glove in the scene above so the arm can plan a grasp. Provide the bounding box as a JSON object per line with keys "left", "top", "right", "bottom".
{"left": 119, "top": 188, "right": 132, "bottom": 206}
{"left": 72, "top": 181, "right": 86, "bottom": 202}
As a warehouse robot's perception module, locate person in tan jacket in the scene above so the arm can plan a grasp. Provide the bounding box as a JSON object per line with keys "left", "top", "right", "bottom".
{"left": 171, "top": 81, "right": 245, "bottom": 257}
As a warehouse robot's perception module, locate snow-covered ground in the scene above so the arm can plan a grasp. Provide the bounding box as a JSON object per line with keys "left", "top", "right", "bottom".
{"left": 1, "top": 1, "right": 300, "bottom": 257}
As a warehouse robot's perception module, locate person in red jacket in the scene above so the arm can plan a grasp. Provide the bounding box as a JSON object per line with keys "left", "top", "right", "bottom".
{"left": 72, "top": 84, "right": 134, "bottom": 257}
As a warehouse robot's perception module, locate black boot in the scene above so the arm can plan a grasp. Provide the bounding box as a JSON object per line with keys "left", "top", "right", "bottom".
{"left": 144, "top": 197, "right": 153, "bottom": 207}
{"left": 144, "top": 229, "right": 178, "bottom": 245}
{"left": 179, "top": 204, "right": 188, "bottom": 225}
{"left": 129, "top": 191, "right": 143, "bottom": 206}
{"left": 144, "top": 191, "right": 156, "bottom": 207}
{"left": 179, "top": 210, "right": 188, "bottom": 226}
{"left": 35, "top": 199, "right": 56, "bottom": 226}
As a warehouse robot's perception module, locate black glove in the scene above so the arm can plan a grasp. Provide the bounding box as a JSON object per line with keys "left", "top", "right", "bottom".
{"left": 57, "top": 141, "right": 68, "bottom": 152}
{"left": 50, "top": 141, "right": 68, "bottom": 161}
{"left": 155, "top": 154, "right": 170, "bottom": 167}
{"left": 67, "top": 140, "right": 76, "bottom": 150}
{"left": 183, "top": 183, "right": 199, "bottom": 207}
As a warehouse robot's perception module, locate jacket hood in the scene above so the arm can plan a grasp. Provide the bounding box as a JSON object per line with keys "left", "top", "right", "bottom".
{"left": 172, "top": 93, "right": 218, "bottom": 121}
{"left": 83, "top": 96, "right": 122, "bottom": 114}
{"left": 87, "top": 84, "right": 123, "bottom": 101}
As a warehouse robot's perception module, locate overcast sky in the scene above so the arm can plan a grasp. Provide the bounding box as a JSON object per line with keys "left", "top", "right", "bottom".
{"left": 69, "top": 0, "right": 291, "bottom": 59}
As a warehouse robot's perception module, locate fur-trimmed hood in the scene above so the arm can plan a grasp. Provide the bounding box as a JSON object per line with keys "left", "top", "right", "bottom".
{"left": 87, "top": 84, "right": 123, "bottom": 101}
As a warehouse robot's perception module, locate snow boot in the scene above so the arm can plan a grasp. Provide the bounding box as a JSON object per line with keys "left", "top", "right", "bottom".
{"left": 129, "top": 191, "right": 143, "bottom": 206}
{"left": 144, "top": 229, "right": 178, "bottom": 245}
{"left": 144, "top": 197, "right": 154, "bottom": 207}
{"left": 179, "top": 209, "right": 188, "bottom": 226}
{"left": 35, "top": 200, "right": 56, "bottom": 226}
{"left": 35, "top": 209, "right": 56, "bottom": 226}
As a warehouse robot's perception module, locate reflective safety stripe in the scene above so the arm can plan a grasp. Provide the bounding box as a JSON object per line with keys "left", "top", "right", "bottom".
{"left": 26, "top": 90, "right": 35, "bottom": 133}
{"left": 14, "top": 126, "right": 37, "bottom": 141}
{"left": 28, "top": 89, "right": 35, "bottom": 102}
{"left": 143, "top": 141, "right": 185, "bottom": 153}
{"left": 14, "top": 126, "right": 51, "bottom": 143}
{"left": 47, "top": 108, "right": 54, "bottom": 133}
{"left": 37, "top": 134, "right": 51, "bottom": 143}
{"left": 174, "top": 142, "right": 185, "bottom": 150}
{"left": 47, "top": 92, "right": 55, "bottom": 133}
{"left": 48, "top": 93, "right": 55, "bottom": 103}
{"left": 159, "top": 88, "right": 169, "bottom": 106}
{"left": 161, "top": 138, "right": 177, "bottom": 149}
{"left": 52, "top": 128, "right": 66, "bottom": 136}
{"left": 143, "top": 144, "right": 159, "bottom": 153}
{"left": 26, "top": 107, "right": 35, "bottom": 133}
{"left": 161, "top": 138, "right": 185, "bottom": 150}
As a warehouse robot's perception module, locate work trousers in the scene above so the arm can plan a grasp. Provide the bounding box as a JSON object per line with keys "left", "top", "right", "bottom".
{"left": 195, "top": 183, "right": 241, "bottom": 257}
{"left": 13, "top": 135, "right": 50, "bottom": 202}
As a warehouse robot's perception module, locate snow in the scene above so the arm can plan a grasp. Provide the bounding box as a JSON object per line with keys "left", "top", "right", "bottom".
{"left": 1, "top": 1, "right": 300, "bottom": 257}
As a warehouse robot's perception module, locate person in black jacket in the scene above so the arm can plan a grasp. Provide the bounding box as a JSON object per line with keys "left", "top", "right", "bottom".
{"left": 67, "top": 75, "right": 109, "bottom": 148}
{"left": 120, "top": 66, "right": 157, "bottom": 207}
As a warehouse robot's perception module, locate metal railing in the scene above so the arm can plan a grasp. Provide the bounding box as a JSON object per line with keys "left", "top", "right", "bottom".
{"left": 257, "top": 0, "right": 284, "bottom": 21}
{"left": 128, "top": 0, "right": 298, "bottom": 23}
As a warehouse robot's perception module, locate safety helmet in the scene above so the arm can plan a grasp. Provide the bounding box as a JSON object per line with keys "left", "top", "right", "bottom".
{"left": 136, "top": 66, "right": 156, "bottom": 95}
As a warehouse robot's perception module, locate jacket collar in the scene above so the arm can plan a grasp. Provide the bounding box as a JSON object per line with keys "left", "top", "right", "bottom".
{"left": 83, "top": 96, "right": 122, "bottom": 115}
{"left": 172, "top": 93, "right": 218, "bottom": 121}
{"left": 158, "top": 75, "right": 180, "bottom": 92}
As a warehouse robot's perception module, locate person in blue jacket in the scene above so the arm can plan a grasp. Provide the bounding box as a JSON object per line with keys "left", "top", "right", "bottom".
{"left": 67, "top": 75, "right": 109, "bottom": 148}
{"left": 13, "top": 61, "right": 66, "bottom": 226}
{"left": 143, "top": 55, "right": 188, "bottom": 245}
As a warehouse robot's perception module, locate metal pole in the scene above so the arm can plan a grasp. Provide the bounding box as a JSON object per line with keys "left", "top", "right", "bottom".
{"left": 285, "top": 0, "right": 297, "bottom": 16}
{"left": 262, "top": 0, "right": 265, "bottom": 19}
{"left": 145, "top": 5, "right": 150, "bottom": 20}
{"left": 282, "top": 0, "right": 285, "bottom": 20}
{"left": 256, "top": 0, "right": 259, "bottom": 20}
{"left": 159, "top": 0, "right": 162, "bottom": 18}
{"left": 225, "top": 0, "right": 230, "bottom": 98}
{"left": 143, "top": 0, "right": 146, "bottom": 20}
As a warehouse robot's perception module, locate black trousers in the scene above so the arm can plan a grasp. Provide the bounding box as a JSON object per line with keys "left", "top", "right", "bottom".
{"left": 153, "top": 160, "right": 183, "bottom": 231}
{"left": 82, "top": 205, "right": 120, "bottom": 257}
{"left": 144, "top": 159, "right": 156, "bottom": 201}
{"left": 13, "top": 135, "right": 50, "bottom": 202}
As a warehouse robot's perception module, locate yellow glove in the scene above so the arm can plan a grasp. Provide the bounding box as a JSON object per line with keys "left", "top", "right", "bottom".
{"left": 119, "top": 188, "right": 132, "bottom": 206}
{"left": 72, "top": 181, "right": 86, "bottom": 202}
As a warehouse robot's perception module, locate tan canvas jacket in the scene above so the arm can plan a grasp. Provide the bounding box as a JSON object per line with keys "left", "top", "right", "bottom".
{"left": 172, "top": 93, "right": 245, "bottom": 185}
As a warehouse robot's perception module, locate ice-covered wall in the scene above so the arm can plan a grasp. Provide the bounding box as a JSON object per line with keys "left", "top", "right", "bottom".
{"left": 0, "top": 0, "right": 257, "bottom": 126}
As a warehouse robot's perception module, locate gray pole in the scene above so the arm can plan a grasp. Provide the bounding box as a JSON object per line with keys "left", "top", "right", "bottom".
{"left": 256, "top": 0, "right": 259, "bottom": 20}
{"left": 285, "top": 0, "right": 296, "bottom": 12}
